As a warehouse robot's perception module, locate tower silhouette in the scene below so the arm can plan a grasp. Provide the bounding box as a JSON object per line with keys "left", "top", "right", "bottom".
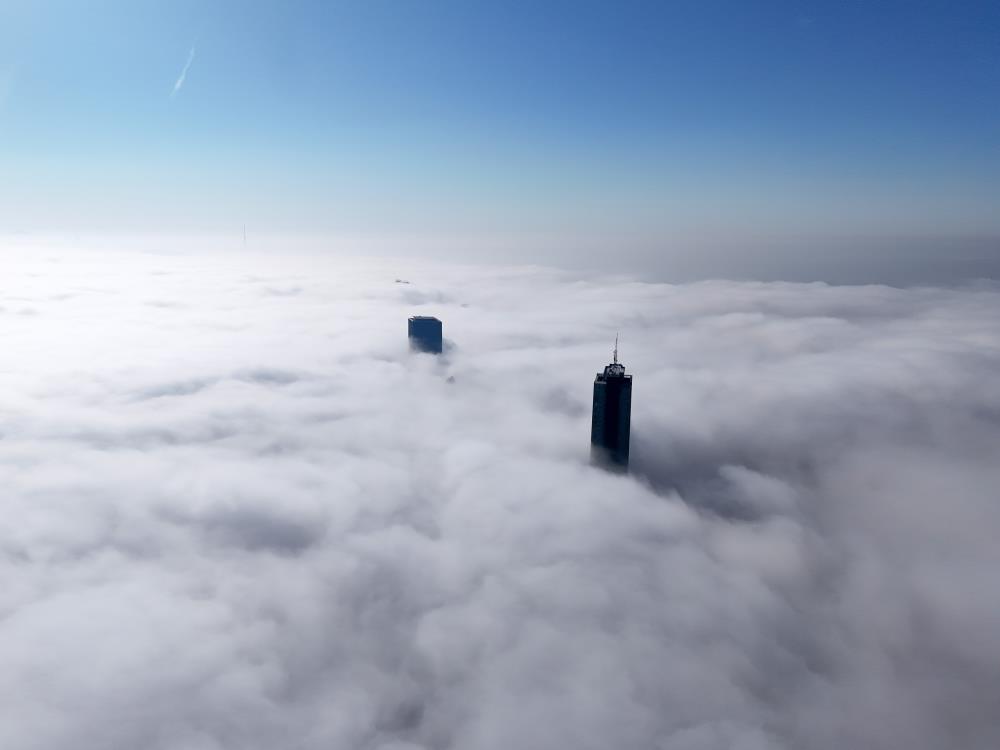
{"left": 591, "top": 335, "right": 632, "bottom": 470}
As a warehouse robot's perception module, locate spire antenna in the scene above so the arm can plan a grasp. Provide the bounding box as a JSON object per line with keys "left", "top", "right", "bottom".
{"left": 613, "top": 332, "right": 619, "bottom": 365}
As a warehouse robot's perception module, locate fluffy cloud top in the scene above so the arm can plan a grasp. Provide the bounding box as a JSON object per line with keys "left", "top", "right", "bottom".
{"left": 1, "top": 246, "right": 999, "bottom": 750}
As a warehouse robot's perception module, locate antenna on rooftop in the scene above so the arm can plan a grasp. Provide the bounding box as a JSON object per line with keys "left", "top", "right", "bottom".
{"left": 613, "top": 332, "right": 619, "bottom": 365}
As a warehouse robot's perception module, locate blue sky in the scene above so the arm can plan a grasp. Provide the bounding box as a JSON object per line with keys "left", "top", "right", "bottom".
{"left": 1, "top": 0, "right": 998, "bottom": 252}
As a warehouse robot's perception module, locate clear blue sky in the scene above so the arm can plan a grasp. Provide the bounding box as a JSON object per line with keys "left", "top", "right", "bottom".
{"left": 1, "top": 0, "right": 998, "bottom": 250}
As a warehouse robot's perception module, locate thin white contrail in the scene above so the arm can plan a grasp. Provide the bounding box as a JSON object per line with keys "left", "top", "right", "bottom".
{"left": 171, "top": 47, "right": 196, "bottom": 96}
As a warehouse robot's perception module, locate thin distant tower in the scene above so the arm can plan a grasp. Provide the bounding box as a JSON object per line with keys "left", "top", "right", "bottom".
{"left": 243, "top": 223, "right": 247, "bottom": 247}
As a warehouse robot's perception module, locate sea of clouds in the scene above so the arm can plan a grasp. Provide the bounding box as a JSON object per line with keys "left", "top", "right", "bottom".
{"left": 1, "top": 245, "right": 999, "bottom": 750}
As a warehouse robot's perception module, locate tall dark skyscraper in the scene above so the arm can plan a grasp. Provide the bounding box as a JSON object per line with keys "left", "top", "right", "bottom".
{"left": 408, "top": 316, "right": 443, "bottom": 354}
{"left": 591, "top": 337, "right": 632, "bottom": 470}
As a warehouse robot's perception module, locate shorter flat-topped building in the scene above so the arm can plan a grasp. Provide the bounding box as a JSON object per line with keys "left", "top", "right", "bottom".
{"left": 408, "top": 316, "right": 443, "bottom": 354}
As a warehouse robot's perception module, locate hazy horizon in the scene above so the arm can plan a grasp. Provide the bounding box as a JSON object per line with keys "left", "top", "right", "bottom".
{"left": 4, "top": 231, "right": 1000, "bottom": 287}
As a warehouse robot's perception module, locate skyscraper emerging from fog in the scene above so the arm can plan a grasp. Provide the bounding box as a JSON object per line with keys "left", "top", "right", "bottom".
{"left": 591, "top": 337, "right": 631, "bottom": 470}
{"left": 408, "top": 316, "right": 443, "bottom": 354}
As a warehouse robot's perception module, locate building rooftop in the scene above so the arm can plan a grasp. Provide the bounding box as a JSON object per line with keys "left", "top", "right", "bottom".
{"left": 601, "top": 362, "right": 629, "bottom": 379}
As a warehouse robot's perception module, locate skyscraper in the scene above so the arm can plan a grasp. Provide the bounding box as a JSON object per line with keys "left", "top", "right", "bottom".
{"left": 591, "top": 337, "right": 632, "bottom": 470}
{"left": 408, "top": 316, "right": 443, "bottom": 354}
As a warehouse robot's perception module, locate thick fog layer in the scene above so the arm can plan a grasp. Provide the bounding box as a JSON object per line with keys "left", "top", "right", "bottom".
{"left": 1, "top": 247, "right": 999, "bottom": 750}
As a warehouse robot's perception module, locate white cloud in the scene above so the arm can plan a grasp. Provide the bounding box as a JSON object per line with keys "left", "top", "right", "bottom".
{"left": 171, "top": 47, "right": 196, "bottom": 97}
{"left": 0, "top": 244, "right": 998, "bottom": 749}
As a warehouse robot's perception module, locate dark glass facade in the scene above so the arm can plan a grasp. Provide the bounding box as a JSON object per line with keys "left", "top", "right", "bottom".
{"left": 408, "top": 316, "right": 443, "bottom": 354}
{"left": 591, "top": 362, "right": 632, "bottom": 470}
